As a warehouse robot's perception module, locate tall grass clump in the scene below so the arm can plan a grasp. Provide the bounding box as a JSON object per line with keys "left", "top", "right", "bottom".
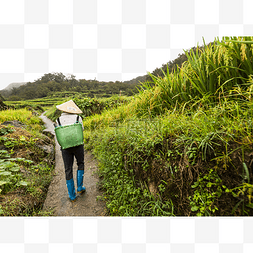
{"left": 133, "top": 36, "right": 253, "bottom": 117}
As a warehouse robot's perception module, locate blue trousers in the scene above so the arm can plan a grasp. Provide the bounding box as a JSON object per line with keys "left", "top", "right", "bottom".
{"left": 61, "top": 145, "right": 84, "bottom": 180}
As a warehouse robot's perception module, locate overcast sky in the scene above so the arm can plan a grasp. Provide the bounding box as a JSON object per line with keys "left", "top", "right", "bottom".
{"left": 0, "top": 0, "right": 250, "bottom": 90}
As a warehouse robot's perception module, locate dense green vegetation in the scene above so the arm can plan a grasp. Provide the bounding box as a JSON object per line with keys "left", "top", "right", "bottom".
{"left": 71, "top": 36, "right": 253, "bottom": 216}
{"left": 3, "top": 36, "right": 253, "bottom": 216}
{"left": 0, "top": 109, "right": 55, "bottom": 216}
{"left": 45, "top": 95, "right": 132, "bottom": 122}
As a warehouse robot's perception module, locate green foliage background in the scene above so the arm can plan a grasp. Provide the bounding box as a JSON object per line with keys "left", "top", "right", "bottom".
{"left": 4, "top": 36, "right": 253, "bottom": 216}
{"left": 78, "top": 36, "right": 253, "bottom": 216}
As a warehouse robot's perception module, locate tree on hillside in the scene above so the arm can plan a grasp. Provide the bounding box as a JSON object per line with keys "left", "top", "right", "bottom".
{"left": 0, "top": 93, "right": 5, "bottom": 101}
{"left": 35, "top": 72, "right": 66, "bottom": 84}
{"left": 11, "top": 87, "right": 19, "bottom": 96}
{"left": 67, "top": 74, "right": 78, "bottom": 87}
{"left": 0, "top": 43, "right": 213, "bottom": 101}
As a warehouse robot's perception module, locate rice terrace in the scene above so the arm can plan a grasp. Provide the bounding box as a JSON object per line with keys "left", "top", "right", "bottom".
{"left": 0, "top": 36, "right": 253, "bottom": 216}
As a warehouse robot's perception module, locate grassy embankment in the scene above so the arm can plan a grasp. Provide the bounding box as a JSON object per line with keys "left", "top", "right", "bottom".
{"left": 0, "top": 107, "right": 55, "bottom": 216}
{"left": 0, "top": 92, "right": 86, "bottom": 215}
{"left": 48, "top": 37, "right": 253, "bottom": 216}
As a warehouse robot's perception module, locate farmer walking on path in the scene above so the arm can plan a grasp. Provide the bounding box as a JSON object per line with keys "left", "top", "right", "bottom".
{"left": 54, "top": 100, "right": 86, "bottom": 202}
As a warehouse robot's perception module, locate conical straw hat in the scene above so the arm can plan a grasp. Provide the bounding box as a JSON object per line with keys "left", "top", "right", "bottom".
{"left": 56, "top": 100, "right": 82, "bottom": 114}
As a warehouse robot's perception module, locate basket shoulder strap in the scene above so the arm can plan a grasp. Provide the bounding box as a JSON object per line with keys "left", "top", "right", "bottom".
{"left": 57, "top": 117, "right": 61, "bottom": 126}
{"left": 76, "top": 115, "right": 80, "bottom": 123}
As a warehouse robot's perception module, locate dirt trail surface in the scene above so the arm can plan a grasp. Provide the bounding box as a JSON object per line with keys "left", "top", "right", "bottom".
{"left": 39, "top": 113, "right": 106, "bottom": 216}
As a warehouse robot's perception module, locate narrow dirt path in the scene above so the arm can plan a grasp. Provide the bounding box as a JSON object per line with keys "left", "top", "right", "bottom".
{"left": 40, "top": 113, "right": 107, "bottom": 216}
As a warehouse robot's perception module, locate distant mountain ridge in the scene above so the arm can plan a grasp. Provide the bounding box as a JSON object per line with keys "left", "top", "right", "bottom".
{"left": 0, "top": 43, "right": 207, "bottom": 100}
{"left": 2, "top": 82, "right": 27, "bottom": 91}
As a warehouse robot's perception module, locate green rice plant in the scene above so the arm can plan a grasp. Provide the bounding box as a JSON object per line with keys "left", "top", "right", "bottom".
{"left": 0, "top": 109, "right": 38, "bottom": 124}
{"left": 0, "top": 108, "right": 44, "bottom": 138}
{"left": 132, "top": 37, "right": 253, "bottom": 118}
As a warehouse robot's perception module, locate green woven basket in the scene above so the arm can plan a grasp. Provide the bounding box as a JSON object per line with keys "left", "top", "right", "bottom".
{"left": 54, "top": 122, "right": 84, "bottom": 149}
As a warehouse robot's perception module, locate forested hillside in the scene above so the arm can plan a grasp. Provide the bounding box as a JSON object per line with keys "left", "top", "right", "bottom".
{"left": 0, "top": 45, "right": 203, "bottom": 101}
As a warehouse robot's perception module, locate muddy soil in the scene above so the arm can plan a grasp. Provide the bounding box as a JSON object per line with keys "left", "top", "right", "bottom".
{"left": 40, "top": 113, "right": 107, "bottom": 216}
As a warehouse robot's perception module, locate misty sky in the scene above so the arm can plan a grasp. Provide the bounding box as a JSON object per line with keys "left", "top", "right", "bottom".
{"left": 0, "top": 0, "right": 248, "bottom": 90}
